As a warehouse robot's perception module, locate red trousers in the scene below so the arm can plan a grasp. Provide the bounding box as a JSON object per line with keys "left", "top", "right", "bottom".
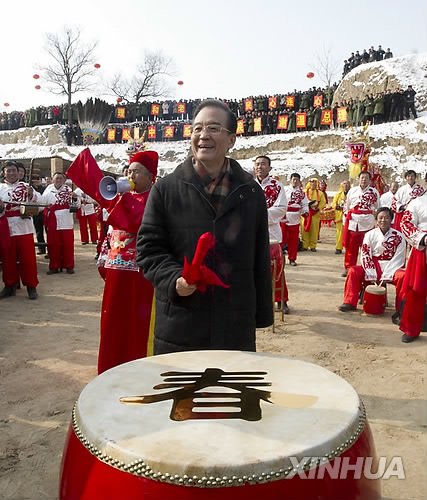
{"left": 343, "top": 265, "right": 405, "bottom": 310}
{"left": 344, "top": 230, "right": 367, "bottom": 269}
{"left": 270, "top": 243, "right": 289, "bottom": 303}
{"left": 281, "top": 223, "right": 299, "bottom": 262}
{"left": 98, "top": 268, "right": 154, "bottom": 374}
{"left": 47, "top": 228, "right": 74, "bottom": 271}
{"left": 79, "top": 213, "right": 98, "bottom": 243}
{"left": 2, "top": 233, "right": 38, "bottom": 288}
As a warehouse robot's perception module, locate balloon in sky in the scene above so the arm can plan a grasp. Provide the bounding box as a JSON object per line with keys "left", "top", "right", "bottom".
{"left": 35, "top": 85, "right": 41, "bottom": 90}
{"left": 116, "top": 97, "right": 123, "bottom": 103}
{"left": 4, "top": 102, "right": 10, "bottom": 107}
{"left": 306, "top": 72, "right": 315, "bottom": 79}
{"left": 177, "top": 80, "right": 184, "bottom": 86}
{"left": 33, "top": 74, "right": 40, "bottom": 79}
{"left": 94, "top": 63, "right": 101, "bottom": 69}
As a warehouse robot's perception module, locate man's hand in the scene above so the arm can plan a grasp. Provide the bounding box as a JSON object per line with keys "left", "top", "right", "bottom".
{"left": 27, "top": 187, "right": 34, "bottom": 199}
{"left": 176, "top": 277, "right": 197, "bottom": 297}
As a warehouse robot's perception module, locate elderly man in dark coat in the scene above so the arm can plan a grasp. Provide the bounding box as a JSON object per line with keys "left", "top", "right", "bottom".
{"left": 137, "top": 99, "right": 273, "bottom": 354}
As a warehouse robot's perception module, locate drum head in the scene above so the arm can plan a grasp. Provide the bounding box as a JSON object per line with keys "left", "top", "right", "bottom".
{"left": 365, "top": 284, "right": 386, "bottom": 295}
{"left": 74, "top": 351, "right": 364, "bottom": 486}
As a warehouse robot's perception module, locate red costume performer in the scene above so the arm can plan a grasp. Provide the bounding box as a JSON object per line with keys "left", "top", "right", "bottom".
{"left": 0, "top": 162, "right": 40, "bottom": 300}
{"left": 67, "top": 148, "right": 157, "bottom": 373}
{"left": 255, "top": 156, "right": 289, "bottom": 314}
{"left": 339, "top": 220, "right": 406, "bottom": 312}
{"left": 282, "top": 173, "right": 309, "bottom": 265}
{"left": 399, "top": 189, "right": 427, "bottom": 343}
{"left": 343, "top": 172, "right": 380, "bottom": 274}
{"left": 42, "top": 173, "right": 75, "bottom": 274}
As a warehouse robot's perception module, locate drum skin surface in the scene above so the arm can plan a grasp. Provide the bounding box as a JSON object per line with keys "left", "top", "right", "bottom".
{"left": 363, "top": 285, "right": 387, "bottom": 316}
{"left": 59, "top": 351, "right": 381, "bottom": 500}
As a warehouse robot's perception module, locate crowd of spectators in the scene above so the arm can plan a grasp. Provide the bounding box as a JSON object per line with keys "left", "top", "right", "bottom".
{"left": 342, "top": 45, "right": 393, "bottom": 76}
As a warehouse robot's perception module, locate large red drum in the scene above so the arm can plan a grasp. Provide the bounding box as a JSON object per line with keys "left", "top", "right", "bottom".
{"left": 59, "top": 351, "right": 381, "bottom": 499}
{"left": 363, "top": 284, "right": 387, "bottom": 315}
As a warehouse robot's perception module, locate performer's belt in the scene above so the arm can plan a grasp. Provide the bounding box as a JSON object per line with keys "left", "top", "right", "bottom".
{"left": 287, "top": 206, "right": 301, "bottom": 212}
{"left": 4, "top": 210, "right": 20, "bottom": 218}
{"left": 349, "top": 208, "right": 374, "bottom": 215}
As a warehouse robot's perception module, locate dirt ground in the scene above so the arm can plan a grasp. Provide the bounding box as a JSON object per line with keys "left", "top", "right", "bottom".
{"left": 0, "top": 226, "right": 426, "bottom": 500}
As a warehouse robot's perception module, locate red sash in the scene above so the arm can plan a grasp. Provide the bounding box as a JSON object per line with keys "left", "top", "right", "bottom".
{"left": 287, "top": 206, "right": 300, "bottom": 212}
{"left": 303, "top": 207, "right": 317, "bottom": 232}
{"left": 342, "top": 207, "right": 373, "bottom": 248}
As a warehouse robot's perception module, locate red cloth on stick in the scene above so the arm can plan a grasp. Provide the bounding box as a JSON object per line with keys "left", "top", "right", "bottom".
{"left": 182, "top": 232, "right": 230, "bottom": 292}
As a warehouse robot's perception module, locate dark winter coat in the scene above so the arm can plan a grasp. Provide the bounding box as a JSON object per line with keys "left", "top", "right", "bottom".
{"left": 137, "top": 157, "right": 273, "bottom": 354}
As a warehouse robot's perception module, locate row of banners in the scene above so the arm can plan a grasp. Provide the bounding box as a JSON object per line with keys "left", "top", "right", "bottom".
{"left": 107, "top": 108, "right": 348, "bottom": 141}
{"left": 115, "top": 95, "right": 327, "bottom": 120}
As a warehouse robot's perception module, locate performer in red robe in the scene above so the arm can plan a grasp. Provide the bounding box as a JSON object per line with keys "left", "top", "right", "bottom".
{"left": 67, "top": 148, "right": 157, "bottom": 373}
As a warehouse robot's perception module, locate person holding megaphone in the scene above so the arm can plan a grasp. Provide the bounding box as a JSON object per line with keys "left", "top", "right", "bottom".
{"left": 67, "top": 148, "right": 158, "bottom": 373}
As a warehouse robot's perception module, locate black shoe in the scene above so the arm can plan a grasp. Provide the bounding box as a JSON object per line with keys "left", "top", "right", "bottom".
{"left": 282, "top": 302, "right": 290, "bottom": 314}
{"left": 0, "top": 285, "right": 17, "bottom": 299}
{"left": 301, "top": 248, "right": 308, "bottom": 252}
{"left": 339, "top": 303, "right": 356, "bottom": 312}
{"left": 310, "top": 248, "right": 317, "bottom": 252}
{"left": 27, "top": 287, "right": 38, "bottom": 300}
{"left": 289, "top": 260, "right": 297, "bottom": 266}
{"left": 91, "top": 241, "right": 98, "bottom": 245}
{"left": 82, "top": 242, "right": 89, "bottom": 246}
{"left": 391, "top": 311, "right": 401, "bottom": 325}
{"left": 37, "top": 250, "right": 46, "bottom": 255}
{"left": 341, "top": 270, "right": 348, "bottom": 277}
{"left": 94, "top": 254, "right": 100, "bottom": 260}
{"left": 401, "top": 334, "right": 417, "bottom": 343}
{"left": 335, "top": 249, "right": 342, "bottom": 254}
{"left": 66, "top": 269, "right": 75, "bottom": 274}
{"left": 44, "top": 254, "right": 50, "bottom": 260}
{"left": 47, "top": 269, "right": 60, "bottom": 275}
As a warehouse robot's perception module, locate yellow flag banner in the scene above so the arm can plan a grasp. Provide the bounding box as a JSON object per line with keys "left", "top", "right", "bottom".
{"left": 236, "top": 119, "right": 245, "bottom": 135}
{"left": 151, "top": 103, "right": 160, "bottom": 116}
{"left": 122, "top": 128, "right": 131, "bottom": 141}
{"left": 285, "top": 96, "right": 295, "bottom": 108}
{"left": 320, "top": 109, "right": 332, "bottom": 126}
{"left": 115, "top": 106, "right": 126, "bottom": 119}
{"left": 277, "top": 114, "right": 289, "bottom": 130}
{"left": 147, "top": 126, "right": 156, "bottom": 139}
{"left": 268, "top": 96, "right": 277, "bottom": 110}
{"left": 313, "top": 95, "right": 323, "bottom": 107}
{"left": 163, "top": 126, "right": 175, "bottom": 138}
{"left": 177, "top": 102, "right": 186, "bottom": 114}
{"left": 183, "top": 124, "right": 192, "bottom": 138}
{"left": 337, "top": 107, "right": 348, "bottom": 124}
{"left": 296, "top": 112, "right": 307, "bottom": 129}
{"left": 253, "top": 117, "right": 262, "bottom": 132}
{"left": 244, "top": 99, "right": 254, "bottom": 112}
{"left": 107, "top": 128, "right": 116, "bottom": 142}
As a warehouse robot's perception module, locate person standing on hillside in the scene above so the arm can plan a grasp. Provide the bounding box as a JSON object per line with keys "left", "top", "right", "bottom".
{"left": 137, "top": 99, "right": 273, "bottom": 354}
{"left": 342, "top": 171, "right": 380, "bottom": 277}
{"left": 282, "top": 173, "right": 309, "bottom": 265}
{"left": 331, "top": 180, "right": 350, "bottom": 254}
{"left": 254, "top": 155, "right": 290, "bottom": 314}
{"left": 404, "top": 85, "right": 417, "bottom": 119}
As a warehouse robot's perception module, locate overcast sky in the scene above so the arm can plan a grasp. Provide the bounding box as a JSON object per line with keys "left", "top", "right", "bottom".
{"left": 1, "top": 0, "right": 426, "bottom": 111}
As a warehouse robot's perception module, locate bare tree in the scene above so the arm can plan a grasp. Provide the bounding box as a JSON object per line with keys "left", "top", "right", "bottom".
{"left": 312, "top": 46, "right": 340, "bottom": 106}
{"left": 41, "top": 27, "right": 98, "bottom": 124}
{"left": 110, "top": 51, "right": 175, "bottom": 117}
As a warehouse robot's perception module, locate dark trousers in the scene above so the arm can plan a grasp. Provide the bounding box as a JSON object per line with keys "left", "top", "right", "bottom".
{"left": 32, "top": 214, "right": 46, "bottom": 253}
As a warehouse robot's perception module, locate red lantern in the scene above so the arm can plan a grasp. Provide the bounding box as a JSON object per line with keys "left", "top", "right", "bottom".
{"left": 94, "top": 63, "right": 101, "bottom": 69}
{"left": 177, "top": 80, "right": 184, "bottom": 86}
{"left": 33, "top": 74, "right": 40, "bottom": 79}
{"left": 306, "top": 72, "right": 315, "bottom": 79}
{"left": 116, "top": 97, "right": 123, "bottom": 103}
{"left": 4, "top": 102, "right": 10, "bottom": 107}
{"left": 35, "top": 85, "right": 41, "bottom": 90}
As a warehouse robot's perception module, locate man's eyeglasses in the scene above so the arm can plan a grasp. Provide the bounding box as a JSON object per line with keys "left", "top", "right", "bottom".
{"left": 191, "top": 124, "right": 232, "bottom": 136}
